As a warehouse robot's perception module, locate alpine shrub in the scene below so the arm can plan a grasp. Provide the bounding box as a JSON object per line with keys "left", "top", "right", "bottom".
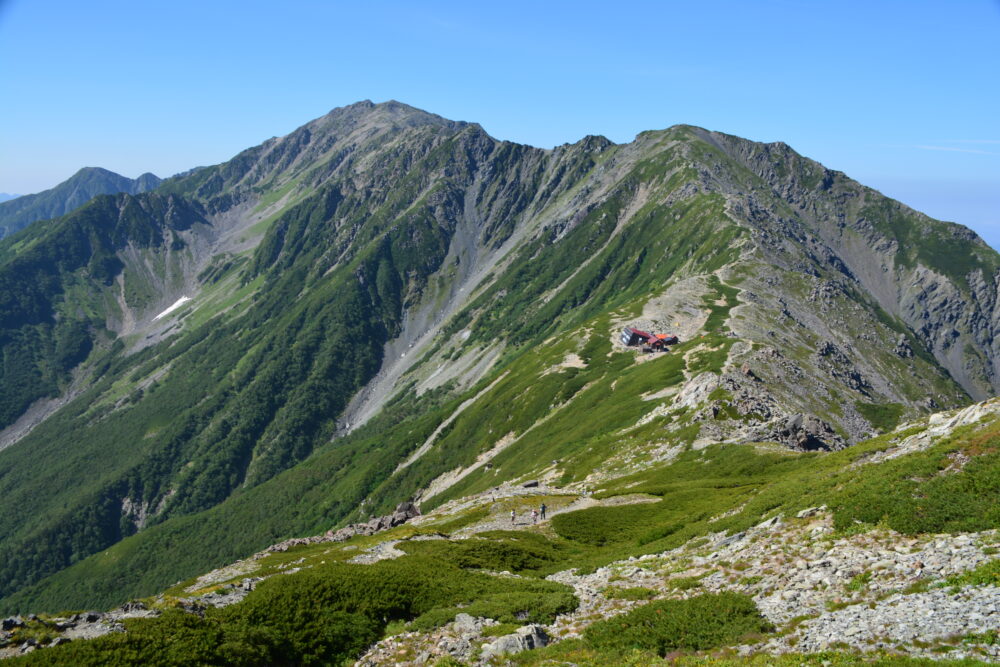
{"left": 584, "top": 592, "right": 771, "bottom": 657}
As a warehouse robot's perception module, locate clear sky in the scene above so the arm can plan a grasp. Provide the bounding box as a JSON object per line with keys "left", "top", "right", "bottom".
{"left": 2, "top": 1, "right": 998, "bottom": 246}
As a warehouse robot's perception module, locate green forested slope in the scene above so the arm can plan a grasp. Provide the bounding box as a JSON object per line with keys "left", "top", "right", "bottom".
{"left": 0, "top": 113, "right": 567, "bottom": 607}
{"left": 0, "top": 193, "right": 204, "bottom": 427}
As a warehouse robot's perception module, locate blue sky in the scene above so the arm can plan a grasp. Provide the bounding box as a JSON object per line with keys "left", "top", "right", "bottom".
{"left": 2, "top": 1, "right": 998, "bottom": 246}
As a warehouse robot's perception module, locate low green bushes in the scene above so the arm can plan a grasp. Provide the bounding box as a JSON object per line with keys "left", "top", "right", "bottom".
{"left": 830, "top": 427, "right": 1000, "bottom": 534}
{"left": 12, "top": 555, "right": 576, "bottom": 666}
{"left": 411, "top": 588, "right": 576, "bottom": 631}
{"left": 584, "top": 592, "right": 771, "bottom": 657}
{"left": 551, "top": 503, "right": 667, "bottom": 546}
{"left": 944, "top": 559, "right": 1000, "bottom": 588}
{"left": 11, "top": 609, "right": 300, "bottom": 667}
{"left": 399, "top": 530, "right": 568, "bottom": 573}
{"left": 856, "top": 401, "right": 905, "bottom": 432}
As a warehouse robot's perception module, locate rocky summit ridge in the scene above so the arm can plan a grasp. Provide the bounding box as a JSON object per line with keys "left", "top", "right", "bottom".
{"left": 0, "top": 101, "right": 999, "bottom": 664}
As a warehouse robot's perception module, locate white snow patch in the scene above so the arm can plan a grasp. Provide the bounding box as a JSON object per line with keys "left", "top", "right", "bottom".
{"left": 153, "top": 296, "right": 192, "bottom": 321}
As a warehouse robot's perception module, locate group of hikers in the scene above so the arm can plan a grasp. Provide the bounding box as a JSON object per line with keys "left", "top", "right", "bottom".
{"left": 510, "top": 502, "right": 547, "bottom": 525}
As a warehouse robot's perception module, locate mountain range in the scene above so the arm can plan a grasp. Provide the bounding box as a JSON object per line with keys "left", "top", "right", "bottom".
{"left": 0, "top": 167, "right": 161, "bottom": 239}
{"left": 0, "top": 101, "right": 998, "bottom": 664}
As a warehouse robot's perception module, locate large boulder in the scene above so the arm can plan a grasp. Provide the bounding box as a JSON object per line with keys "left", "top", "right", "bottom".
{"left": 480, "top": 624, "right": 548, "bottom": 659}
{"left": 765, "top": 413, "right": 846, "bottom": 451}
{"left": 389, "top": 501, "right": 421, "bottom": 525}
{"left": 1, "top": 617, "right": 23, "bottom": 632}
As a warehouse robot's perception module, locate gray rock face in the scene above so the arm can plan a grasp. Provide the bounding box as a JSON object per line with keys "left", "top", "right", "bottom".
{"left": 769, "top": 413, "right": 846, "bottom": 451}
{"left": 701, "top": 129, "right": 1000, "bottom": 400}
{"left": 326, "top": 501, "right": 422, "bottom": 543}
{"left": 480, "top": 624, "right": 549, "bottom": 659}
{"left": 0, "top": 617, "right": 23, "bottom": 631}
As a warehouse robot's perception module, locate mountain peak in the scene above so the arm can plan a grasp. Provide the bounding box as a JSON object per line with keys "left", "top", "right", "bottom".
{"left": 311, "top": 99, "right": 471, "bottom": 136}
{"left": 0, "top": 167, "right": 161, "bottom": 238}
{"left": 75, "top": 166, "right": 116, "bottom": 174}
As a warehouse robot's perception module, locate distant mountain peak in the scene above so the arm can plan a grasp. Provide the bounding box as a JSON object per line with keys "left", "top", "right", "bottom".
{"left": 0, "top": 167, "right": 161, "bottom": 239}
{"left": 75, "top": 166, "right": 117, "bottom": 175}
{"left": 310, "top": 99, "right": 471, "bottom": 136}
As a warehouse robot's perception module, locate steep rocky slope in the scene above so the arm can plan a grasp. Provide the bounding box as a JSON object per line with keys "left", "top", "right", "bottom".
{"left": 699, "top": 130, "right": 1000, "bottom": 399}
{"left": 0, "top": 101, "right": 997, "bottom": 619}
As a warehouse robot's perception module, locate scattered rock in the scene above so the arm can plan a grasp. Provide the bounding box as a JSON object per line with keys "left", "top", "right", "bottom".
{"left": 719, "top": 531, "right": 746, "bottom": 546}
{"left": 1, "top": 617, "right": 23, "bottom": 631}
{"left": 893, "top": 334, "right": 914, "bottom": 358}
{"left": 765, "top": 413, "right": 846, "bottom": 451}
{"left": 323, "top": 501, "right": 423, "bottom": 544}
{"left": 480, "top": 624, "right": 549, "bottom": 659}
{"left": 796, "top": 505, "right": 827, "bottom": 519}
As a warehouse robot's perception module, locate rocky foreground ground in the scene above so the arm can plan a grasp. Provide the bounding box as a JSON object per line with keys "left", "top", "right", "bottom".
{"left": 352, "top": 498, "right": 1000, "bottom": 665}
{"left": 2, "top": 475, "right": 999, "bottom": 664}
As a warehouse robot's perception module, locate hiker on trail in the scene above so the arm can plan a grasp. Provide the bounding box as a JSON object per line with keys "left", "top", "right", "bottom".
{"left": 510, "top": 509, "right": 516, "bottom": 524}
{"left": 540, "top": 503, "right": 547, "bottom": 520}
{"left": 531, "top": 508, "right": 539, "bottom": 524}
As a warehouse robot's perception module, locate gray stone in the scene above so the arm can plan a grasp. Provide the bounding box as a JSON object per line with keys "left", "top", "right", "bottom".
{"left": 720, "top": 531, "right": 746, "bottom": 546}
{"left": 796, "top": 506, "right": 827, "bottom": 519}
{"left": 480, "top": 624, "right": 548, "bottom": 658}
{"left": 1, "top": 617, "right": 23, "bottom": 631}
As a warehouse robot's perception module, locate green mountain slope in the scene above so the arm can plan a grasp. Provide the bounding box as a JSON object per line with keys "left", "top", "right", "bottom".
{"left": 0, "top": 167, "right": 161, "bottom": 239}
{"left": 6, "top": 398, "right": 1000, "bottom": 664}
{"left": 0, "top": 102, "right": 998, "bottom": 617}
{"left": 0, "top": 192, "right": 205, "bottom": 429}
